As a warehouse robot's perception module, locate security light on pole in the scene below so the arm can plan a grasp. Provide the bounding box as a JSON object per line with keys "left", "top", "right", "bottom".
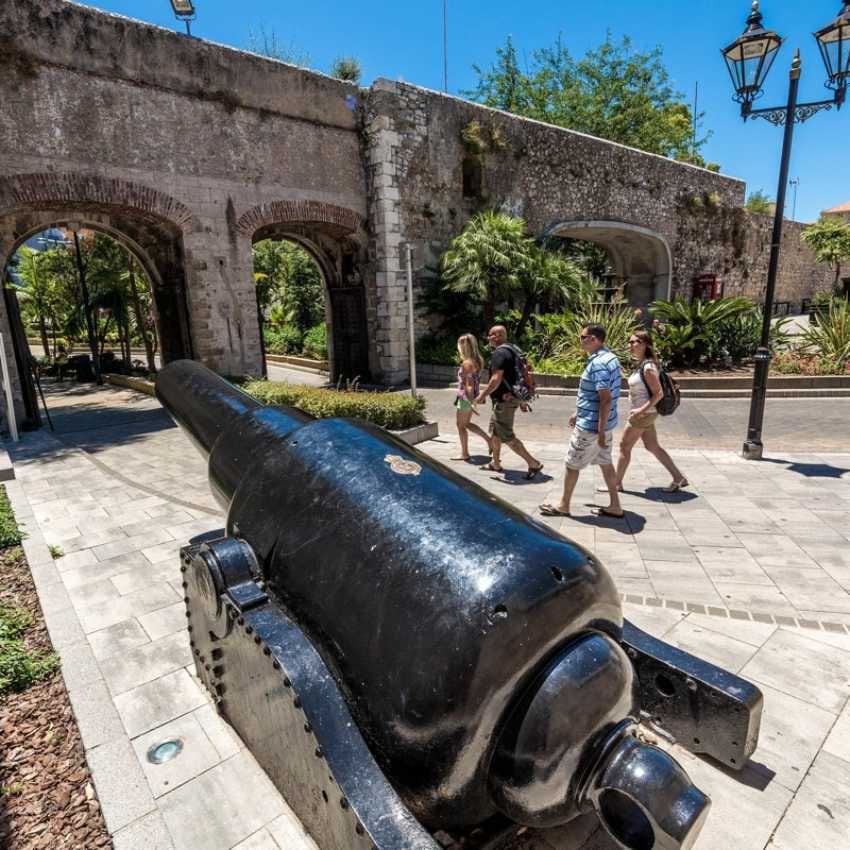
{"left": 169, "top": 0, "right": 196, "bottom": 37}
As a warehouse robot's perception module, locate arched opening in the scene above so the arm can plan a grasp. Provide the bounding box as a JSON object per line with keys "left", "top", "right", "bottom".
{"left": 252, "top": 236, "right": 329, "bottom": 377}
{"left": 543, "top": 221, "right": 673, "bottom": 311}
{"left": 246, "top": 214, "right": 371, "bottom": 384}
{"left": 1, "top": 216, "right": 189, "bottom": 429}
{"left": 5, "top": 224, "right": 161, "bottom": 374}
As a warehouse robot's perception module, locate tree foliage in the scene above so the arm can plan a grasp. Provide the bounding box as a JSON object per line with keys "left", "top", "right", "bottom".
{"left": 801, "top": 217, "right": 850, "bottom": 292}
{"left": 745, "top": 190, "right": 774, "bottom": 215}
{"left": 441, "top": 211, "right": 590, "bottom": 335}
{"left": 467, "top": 34, "right": 716, "bottom": 167}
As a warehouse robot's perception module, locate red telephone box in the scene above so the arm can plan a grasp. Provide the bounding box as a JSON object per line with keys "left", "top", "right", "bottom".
{"left": 693, "top": 273, "right": 724, "bottom": 302}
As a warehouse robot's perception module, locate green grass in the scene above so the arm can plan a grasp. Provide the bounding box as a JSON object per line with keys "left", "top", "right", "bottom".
{"left": 0, "top": 488, "right": 60, "bottom": 695}
{"left": 0, "top": 486, "right": 23, "bottom": 549}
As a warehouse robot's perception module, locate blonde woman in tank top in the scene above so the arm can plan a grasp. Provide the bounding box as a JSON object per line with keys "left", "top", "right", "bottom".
{"left": 452, "top": 334, "right": 493, "bottom": 461}
{"left": 609, "top": 330, "right": 688, "bottom": 493}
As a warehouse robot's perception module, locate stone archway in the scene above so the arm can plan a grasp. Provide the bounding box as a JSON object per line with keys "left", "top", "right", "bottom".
{"left": 237, "top": 201, "right": 371, "bottom": 382}
{"left": 0, "top": 174, "right": 194, "bottom": 363}
{"left": 543, "top": 220, "right": 673, "bottom": 310}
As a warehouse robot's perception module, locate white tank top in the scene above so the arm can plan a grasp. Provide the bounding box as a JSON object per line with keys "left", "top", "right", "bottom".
{"left": 628, "top": 361, "right": 658, "bottom": 409}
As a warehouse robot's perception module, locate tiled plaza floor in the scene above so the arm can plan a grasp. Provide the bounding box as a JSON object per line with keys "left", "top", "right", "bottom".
{"left": 3, "top": 381, "right": 850, "bottom": 849}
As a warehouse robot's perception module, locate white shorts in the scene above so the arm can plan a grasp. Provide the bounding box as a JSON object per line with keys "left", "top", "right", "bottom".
{"left": 566, "top": 427, "right": 614, "bottom": 470}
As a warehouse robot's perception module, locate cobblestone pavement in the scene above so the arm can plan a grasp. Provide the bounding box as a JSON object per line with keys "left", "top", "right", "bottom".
{"left": 5, "top": 381, "right": 850, "bottom": 850}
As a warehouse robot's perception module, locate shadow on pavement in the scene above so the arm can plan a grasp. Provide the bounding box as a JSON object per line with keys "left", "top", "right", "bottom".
{"left": 762, "top": 457, "right": 850, "bottom": 479}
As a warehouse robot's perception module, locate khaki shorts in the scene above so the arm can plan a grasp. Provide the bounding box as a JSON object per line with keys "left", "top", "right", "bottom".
{"left": 490, "top": 400, "right": 519, "bottom": 442}
{"left": 627, "top": 410, "right": 658, "bottom": 430}
{"left": 566, "top": 427, "right": 614, "bottom": 470}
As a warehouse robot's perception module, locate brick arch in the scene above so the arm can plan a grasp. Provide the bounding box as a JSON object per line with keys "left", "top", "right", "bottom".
{"left": 236, "top": 200, "right": 363, "bottom": 237}
{"left": 0, "top": 173, "right": 193, "bottom": 228}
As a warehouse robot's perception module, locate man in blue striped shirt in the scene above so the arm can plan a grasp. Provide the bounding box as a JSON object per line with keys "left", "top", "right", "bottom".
{"left": 540, "top": 324, "right": 624, "bottom": 518}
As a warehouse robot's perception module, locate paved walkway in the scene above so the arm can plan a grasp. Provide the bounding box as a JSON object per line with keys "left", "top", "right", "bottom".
{"left": 4, "top": 381, "right": 850, "bottom": 850}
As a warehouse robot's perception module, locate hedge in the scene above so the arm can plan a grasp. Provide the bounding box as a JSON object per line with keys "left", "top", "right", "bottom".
{"left": 0, "top": 487, "right": 23, "bottom": 549}
{"left": 243, "top": 381, "right": 426, "bottom": 430}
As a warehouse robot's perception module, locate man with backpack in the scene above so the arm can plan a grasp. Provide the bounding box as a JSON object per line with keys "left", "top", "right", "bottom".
{"left": 539, "top": 324, "right": 624, "bottom": 519}
{"left": 475, "top": 326, "right": 544, "bottom": 479}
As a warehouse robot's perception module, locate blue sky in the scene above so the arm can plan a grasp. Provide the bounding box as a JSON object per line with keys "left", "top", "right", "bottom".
{"left": 79, "top": 1, "right": 846, "bottom": 222}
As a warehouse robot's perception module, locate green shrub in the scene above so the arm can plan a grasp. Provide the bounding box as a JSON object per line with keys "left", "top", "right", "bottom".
{"left": 771, "top": 351, "right": 836, "bottom": 375}
{"left": 650, "top": 297, "right": 753, "bottom": 368}
{"left": 264, "top": 324, "right": 303, "bottom": 355}
{"left": 708, "top": 312, "right": 793, "bottom": 365}
{"left": 0, "top": 638, "right": 59, "bottom": 695}
{"left": 417, "top": 335, "right": 461, "bottom": 366}
{"left": 0, "top": 487, "right": 23, "bottom": 549}
{"left": 302, "top": 323, "right": 328, "bottom": 360}
{"left": 532, "top": 357, "right": 584, "bottom": 377}
{"left": 800, "top": 298, "right": 850, "bottom": 371}
{"left": 0, "top": 606, "right": 32, "bottom": 640}
{"left": 244, "top": 381, "right": 426, "bottom": 430}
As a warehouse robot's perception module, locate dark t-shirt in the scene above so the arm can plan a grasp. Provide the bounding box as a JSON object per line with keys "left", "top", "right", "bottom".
{"left": 489, "top": 345, "right": 519, "bottom": 405}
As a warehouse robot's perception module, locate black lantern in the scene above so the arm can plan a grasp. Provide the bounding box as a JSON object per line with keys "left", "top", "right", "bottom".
{"left": 722, "top": 1, "right": 784, "bottom": 111}
{"left": 816, "top": 1, "right": 850, "bottom": 100}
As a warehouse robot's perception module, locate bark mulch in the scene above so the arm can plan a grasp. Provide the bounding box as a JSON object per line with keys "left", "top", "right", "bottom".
{"left": 0, "top": 545, "right": 112, "bottom": 850}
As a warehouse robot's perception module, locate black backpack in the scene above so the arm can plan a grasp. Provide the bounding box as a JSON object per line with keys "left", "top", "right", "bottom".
{"left": 640, "top": 361, "right": 680, "bottom": 417}
{"left": 499, "top": 344, "right": 537, "bottom": 405}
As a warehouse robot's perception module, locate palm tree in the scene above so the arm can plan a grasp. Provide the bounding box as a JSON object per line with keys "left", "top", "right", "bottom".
{"left": 441, "top": 211, "right": 535, "bottom": 327}
{"left": 516, "top": 247, "right": 587, "bottom": 338}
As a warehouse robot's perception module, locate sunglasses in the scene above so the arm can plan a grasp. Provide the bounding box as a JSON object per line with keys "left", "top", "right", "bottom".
{"left": 628, "top": 339, "right": 641, "bottom": 345}
{"left": 580, "top": 334, "right": 593, "bottom": 341}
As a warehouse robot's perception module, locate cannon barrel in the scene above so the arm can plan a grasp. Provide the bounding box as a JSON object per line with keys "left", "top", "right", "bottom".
{"left": 156, "top": 361, "right": 761, "bottom": 850}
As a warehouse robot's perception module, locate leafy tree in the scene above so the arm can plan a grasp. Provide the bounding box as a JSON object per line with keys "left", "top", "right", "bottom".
{"left": 253, "top": 240, "right": 325, "bottom": 334}
{"left": 801, "top": 217, "right": 850, "bottom": 293}
{"left": 468, "top": 34, "right": 712, "bottom": 163}
{"left": 441, "top": 211, "right": 535, "bottom": 327}
{"left": 746, "top": 190, "right": 774, "bottom": 215}
{"left": 7, "top": 247, "right": 64, "bottom": 357}
{"left": 330, "top": 56, "right": 362, "bottom": 84}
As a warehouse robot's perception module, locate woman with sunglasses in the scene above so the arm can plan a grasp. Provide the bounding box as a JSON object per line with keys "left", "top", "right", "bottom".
{"left": 611, "top": 330, "right": 688, "bottom": 493}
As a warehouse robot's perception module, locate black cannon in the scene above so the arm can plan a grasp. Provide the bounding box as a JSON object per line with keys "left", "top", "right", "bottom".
{"left": 156, "top": 361, "right": 762, "bottom": 850}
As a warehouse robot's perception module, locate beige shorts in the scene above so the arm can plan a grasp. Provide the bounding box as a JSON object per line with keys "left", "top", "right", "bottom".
{"left": 627, "top": 410, "right": 658, "bottom": 430}
{"left": 566, "top": 427, "right": 614, "bottom": 470}
{"left": 490, "top": 400, "right": 519, "bottom": 442}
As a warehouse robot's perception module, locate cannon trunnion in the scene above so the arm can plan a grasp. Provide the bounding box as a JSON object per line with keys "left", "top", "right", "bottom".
{"left": 158, "top": 362, "right": 763, "bottom": 850}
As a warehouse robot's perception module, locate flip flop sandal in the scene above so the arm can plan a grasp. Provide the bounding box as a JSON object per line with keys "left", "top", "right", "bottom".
{"left": 526, "top": 464, "right": 544, "bottom": 480}
{"left": 481, "top": 463, "right": 504, "bottom": 472}
{"left": 596, "top": 484, "right": 625, "bottom": 493}
{"left": 662, "top": 479, "right": 689, "bottom": 493}
{"left": 539, "top": 503, "right": 571, "bottom": 517}
{"left": 592, "top": 507, "right": 626, "bottom": 519}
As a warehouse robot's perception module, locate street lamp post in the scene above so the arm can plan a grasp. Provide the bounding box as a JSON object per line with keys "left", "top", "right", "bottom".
{"left": 722, "top": 1, "right": 849, "bottom": 460}
{"left": 169, "top": 0, "right": 196, "bottom": 37}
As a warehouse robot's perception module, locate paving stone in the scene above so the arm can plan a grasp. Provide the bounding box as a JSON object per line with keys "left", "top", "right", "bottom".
{"left": 55, "top": 548, "right": 99, "bottom": 572}
{"left": 88, "top": 618, "right": 151, "bottom": 661}
{"left": 100, "top": 630, "right": 193, "bottom": 696}
{"left": 663, "top": 618, "right": 759, "bottom": 673}
{"left": 741, "top": 628, "right": 850, "bottom": 714}
{"left": 67, "top": 676, "right": 126, "bottom": 751}
{"left": 193, "top": 702, "right": 242, "bottom": 760}
{"left": 58, "top": 638, "right": 104, "bottom": 694}
{"left": 685, "top": 612, "right": 776, "bottom": 647}
{"left": 132, "top": 713, "right": 221, "bottom": 797}
{"left": 112, "top": 811, "right": 175, "bottom": 850}
{"left": 232, "top": 829, "right": 282, "bottom": 850}
{"left": 87, "top": 735, "right": 157, "bottom": 833}
{"left": 747, "top": 682, "right": 836, "bottom": 792}
{"left": 159, "top": 751, "right": 287, "bottom": 850}
{"left": 43, "top": 604, "right": 86, "bottom": 649}
{"left": 265, "top": 809, "right": 320, "bottom": 850}
{"left": 769, "top": 750, "right": 850, "bottom": 850}
{"left": 115, "top": 668, "right": 207, "bottom": 738}
{"left": 823, "top": 699, "right": 850, "bottom": 764}
{"left": 77, "top": 582, "right": 180, "bottom": 633}
{"left": 138, "top": 602, "right": 187, "bottom": 641}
